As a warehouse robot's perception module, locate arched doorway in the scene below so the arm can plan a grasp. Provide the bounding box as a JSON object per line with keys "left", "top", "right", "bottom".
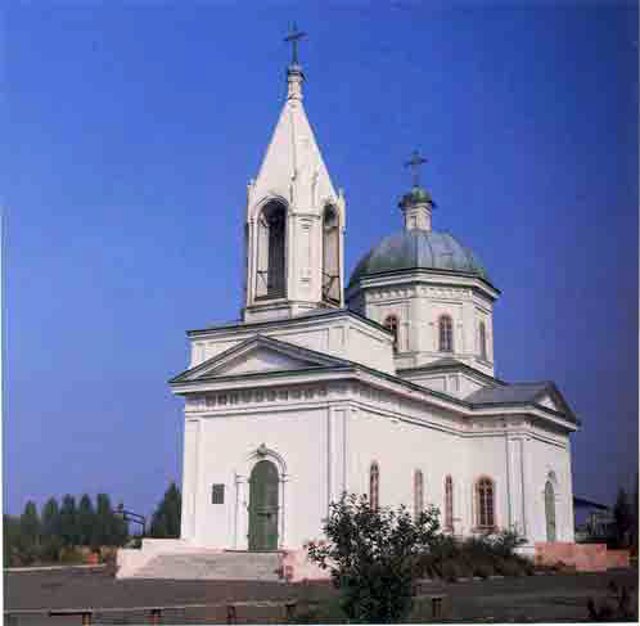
{"left": 248, "top": 460, "right": 279, "bottom": 551}
{"left": 545, "top": 480, "right": 556, "bottom": 542}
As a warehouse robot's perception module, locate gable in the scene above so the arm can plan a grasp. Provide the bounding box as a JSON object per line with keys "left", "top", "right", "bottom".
{"left": 170, "top": 334, "right": 352, "bottom": 384}
{"left": 206, "top": 347, "right": 320, "bottom": 377}
{"left": 536, "top": 393, "right": 561, "bottom": 412}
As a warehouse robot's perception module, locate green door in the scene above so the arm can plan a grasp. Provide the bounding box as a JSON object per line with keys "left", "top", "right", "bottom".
{"left": 248, "top": 460, "right": 279, "bottom": 551}
{"left": 545, "top": 481, "right": 556, "bottom": 541}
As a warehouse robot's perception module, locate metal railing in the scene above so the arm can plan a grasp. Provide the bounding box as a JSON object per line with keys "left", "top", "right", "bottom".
{"left": 6, "top": 594, "right": 449, "bottom": 624}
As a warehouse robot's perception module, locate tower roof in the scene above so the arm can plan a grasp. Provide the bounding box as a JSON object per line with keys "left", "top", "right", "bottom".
{"left": 248, "top": 34, "right": 337, "bottom": 212}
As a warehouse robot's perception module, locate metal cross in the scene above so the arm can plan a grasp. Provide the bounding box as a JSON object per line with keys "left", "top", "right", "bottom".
{"left": 404, "top": 149, "right": 428, "bottom": 187}
{"left": 284, "top": 22, "right": 306, "bottom": 66}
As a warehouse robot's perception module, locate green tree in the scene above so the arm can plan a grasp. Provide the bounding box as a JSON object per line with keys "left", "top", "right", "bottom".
{"left": 149, "top": 482, "right": 182, "bottom": 538}
{"left": 59, "top": 495, "right": 78, "bottom": 546}
{"left": 14, "top": 501, "right": 41, "bottom": 565}
{"left": 40, "top": 497, "right": 62, "bottom": 562}
{"left": 4, "top": 514, "right": 21, "bottom": 566}
{"left": 20, "top": 501, "right": 40, "bottom": 548}
{"left": 307, "top": 493, "right": 441, "bottom": 623}
{"left": 633, "top": 475, "right": 638, "bottom": 550}
{"left": 77, "top": 494, "right": 95, "bottom": 546}
{"left": 94, "top": 493, "right": 113, "bottom": 546}
{"left": 613, "top": 488, "right": 633, "bottom": 548}
{"left": 41, "top": 497, "right": 60, "bottom": 536}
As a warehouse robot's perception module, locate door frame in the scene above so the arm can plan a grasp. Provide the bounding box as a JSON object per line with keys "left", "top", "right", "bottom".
{"left": 234, "top": 445, "right": 288, "bottom": 550}
{"left": 248, "top": 459, "right": 280, "bottom": 550}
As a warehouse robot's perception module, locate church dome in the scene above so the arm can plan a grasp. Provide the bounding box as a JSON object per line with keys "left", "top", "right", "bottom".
{"left": 348, "top": 229, "right": 491, "bottom": 286}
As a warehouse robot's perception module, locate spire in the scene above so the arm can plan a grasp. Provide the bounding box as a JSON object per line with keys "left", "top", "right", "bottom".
{"left": 399, "top": 149, "right": 435, "bottom": 231}
{"left": 284, "top": 23, "right": 306, "bottom": 100}
{"left": 248, "top": 25, "right": 337, "bottom": 211}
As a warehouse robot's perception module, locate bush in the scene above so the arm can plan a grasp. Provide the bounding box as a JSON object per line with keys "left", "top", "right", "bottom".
{"left": 58, "top": 547, "right": 84, "bottom": 564}
{"left": 416, "top": 528, "right": 531, "bottom": 582}
{"left": 471, "top": 559, "right": 495, "bottom": 579}
{"left": 440, "top": 559, "right": 469, "bottom": 582}
{"left": 288, "top": 597, "right": 345, "bottom": 624}
{"left": 587, "top": 581, "right": 637, "bottom": 621}
{"left": 307, "top": 494, "right": 440, "bottom": 623}
{"left": 494, "top": 556, "right": 524, "bottom": 577}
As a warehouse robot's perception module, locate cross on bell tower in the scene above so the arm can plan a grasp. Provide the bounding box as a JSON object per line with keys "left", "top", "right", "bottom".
{"left": 284, "top": 23, "right": 306, "bottom": 100}
{"left": 284, "top": 22, "right": 306, "bottom": 67}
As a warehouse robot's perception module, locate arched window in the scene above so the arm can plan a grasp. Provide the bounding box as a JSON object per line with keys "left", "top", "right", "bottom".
{"left": 444, "top": 475, "right": 454, "bottom": 532}
{"left": 256, "top": 201, "right": 286, "bottom": 299}
{"left": 479, "top": 321, "right": 487, "bottom": 361}
{"left": 384, "top": 315, "right": 399, "bottom": 352}
{"left": 545, "top": 479, "right": 557, "bottom": 542}
{"left": 476, "top": 477, "right": 495, "bottom": 529}
{"left": 414, "top": 469, "right": 424, "bottom": 518}
{"left": 322, "top": 206, "right": 340, "bottom": 304}
{"left": 439, "top": 315, "right": 453, "bottom": 353}
{"left": 369, "top": 461, "right": 379, "bottom": 510}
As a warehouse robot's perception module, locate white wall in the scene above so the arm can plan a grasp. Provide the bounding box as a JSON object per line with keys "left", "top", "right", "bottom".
{"left": 182, "top": 405, "right": 330, "bottom": 549}
{"left": 345, "top": 405, "right": 469, "bottom": 534}
{"left": 524, "top": 429, "right": 574, "bottom": 543}
{"left": 348, "top": 274, "right": 496, "bottom": 377}
{"left": 179, "top": 376, "right": 575, "bottom": 551}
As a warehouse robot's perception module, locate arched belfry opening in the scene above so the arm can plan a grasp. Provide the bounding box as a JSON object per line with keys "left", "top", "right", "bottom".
{"left": 322, "top": 205, "right": 340, "bottom": 304}
{"left": 256, "top": 201, "right": 286, "bottom": 299}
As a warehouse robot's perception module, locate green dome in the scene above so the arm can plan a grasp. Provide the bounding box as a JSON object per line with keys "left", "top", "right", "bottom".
{"left": 400, "top": 185, "right": 432, "bottom": 206}
{"left": 349, "top": 229, "right": 491, "bottom": 286}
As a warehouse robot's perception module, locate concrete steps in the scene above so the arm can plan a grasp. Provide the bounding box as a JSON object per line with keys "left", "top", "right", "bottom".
{"left": 130, "top": 550, "right": 284, "bottom": 581}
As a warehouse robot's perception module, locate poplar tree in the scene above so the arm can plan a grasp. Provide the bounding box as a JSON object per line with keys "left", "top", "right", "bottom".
{"left": 17, "top": 502, "right": 40, "bottom": 564}
{"left": 94, "top": 493, "right": 113, "bottom": 546}
{"left": 59, "top": 495, "right": 78, "bottom": 546}
{"left": 150, "top": 483, "right": 181, "bottom": 538}
{"left": 613, "top": 488, "right": 633, "bottom": 548}
{"left": 41, "top": 497, "right": 62, "bottom": 561}
{"left": 77, "top": 494, "right": 95, "bottom": 546}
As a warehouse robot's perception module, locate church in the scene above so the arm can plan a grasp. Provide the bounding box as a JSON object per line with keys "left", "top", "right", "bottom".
{"left": 128, "top": 35, "right": 579, "bottom": 574}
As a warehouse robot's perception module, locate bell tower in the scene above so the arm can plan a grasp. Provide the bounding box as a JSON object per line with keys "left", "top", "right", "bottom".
{"left": 243, "top": 27, "right": 345, "bottom": 323}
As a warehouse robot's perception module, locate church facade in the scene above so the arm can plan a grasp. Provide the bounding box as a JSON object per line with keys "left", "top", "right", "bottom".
{"left": 169, "top": 50, "right": 578, "bottom": 556}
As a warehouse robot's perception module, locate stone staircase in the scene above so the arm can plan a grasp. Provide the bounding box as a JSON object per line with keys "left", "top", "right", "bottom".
{"left": 129, "top": 550, "right": 284, "bottom": 581}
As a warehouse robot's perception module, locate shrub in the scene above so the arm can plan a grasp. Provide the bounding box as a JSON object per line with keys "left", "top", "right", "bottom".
{"left": 307, "top": 494, "right": 440, "bottom": 623}
{"left": 587, "top": 581, "right": 636, "bottom": 621}
{"left": 58, "top": 547, "right": 84, "bottom": 564}
{"left": 483, "top": 528, "right": 527, "bottom": 557}
{"left": 494, "top": 556, "right": 524, "bottom": 577}
{"left": 440, "top": 559, "right": 468, "bottom": 582}
{"left": 289, "top": 597, "right": 344, "bottom": 624}
{"left": 471, "top": 559, "right": 495, "bottom": 579}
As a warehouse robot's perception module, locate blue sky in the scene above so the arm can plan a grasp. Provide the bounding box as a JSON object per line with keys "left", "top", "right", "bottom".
{"left": 4, "top": 2, "right": 637, "bottom": 517}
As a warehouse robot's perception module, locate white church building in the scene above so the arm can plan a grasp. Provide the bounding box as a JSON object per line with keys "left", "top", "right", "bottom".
{"left": 120, "top": 38, "right": 579, "bottom": 578}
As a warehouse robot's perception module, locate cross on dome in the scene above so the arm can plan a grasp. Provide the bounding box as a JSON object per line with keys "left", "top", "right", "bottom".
{"left": 404, "top": 149, "right": 428, "bottom": 188}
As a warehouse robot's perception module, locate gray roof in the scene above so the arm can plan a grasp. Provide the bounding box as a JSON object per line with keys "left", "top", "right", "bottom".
{"left": 348, "top": 229, "right": 491, "bottom": 286}
{"left": 466, "top": 382, "right": 550, "bottom": 405}
{"left": 467, "top": 381, "right": 577, "bottom": 424}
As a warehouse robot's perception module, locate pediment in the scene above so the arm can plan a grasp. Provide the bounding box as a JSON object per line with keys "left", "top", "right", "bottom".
{"left": 170, "top": 334, "right": 350, "bottom": 384}
{"left": 535, "top": 393, "right": 561, "bottom": 412}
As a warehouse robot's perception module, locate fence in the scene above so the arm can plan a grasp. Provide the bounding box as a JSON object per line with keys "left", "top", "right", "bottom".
{"left": 5, "top": 594, "right": 450, "bottom": 624}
